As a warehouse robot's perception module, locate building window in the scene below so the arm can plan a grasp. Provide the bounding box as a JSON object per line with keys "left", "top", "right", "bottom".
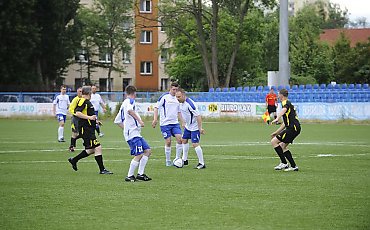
{"left": 139, "top": 0, "right": 152, "bottom": 13}
{"left": 99, "top": 48, "right": 111, "bottom": 63}
{"left": 99, "top": 78, "right": 113, "bottom": 91}
{"left": 140, "top": 61, "right": 152, "bottom": 75}
{"left": 122, "top": 78, "right": 131, "bottom": 91}
{"left": 122, "top": 51, "right": 131, "bottom": 64}
{"left": 161, "top": 78, "right": 168, "bottom": 91}
{"left": 140, "top": 30, "right": 152, "bottom": 44}
{"left": 122, "top": 18, "right": 133, "bottom": 31}
{"left": 161, "top": 49, "right": 168, "bottom": 63}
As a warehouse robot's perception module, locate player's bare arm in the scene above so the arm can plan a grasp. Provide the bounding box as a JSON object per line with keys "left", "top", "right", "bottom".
{"left": 152, "top": 107, "right": 158, "bottom": 128}
{"left": 272, "top": 107, "right": 287, "bottom": 124}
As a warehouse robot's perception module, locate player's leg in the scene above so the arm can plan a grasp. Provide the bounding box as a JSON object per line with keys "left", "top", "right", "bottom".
{"left": 271, "top": 136, "right": 288, "bottom": 170}
{"left": 68, "top": 133, "right": 90, "bottom": 171}
{"left": 172, "top": 124, "right": 183, "bottom": 160}
{"left": 161, "top": 125, "right": 172, "bottom": 166}
{"left": 93, "top": 144, "right": 112, "bottom": 174}
{"left": 69, "top": 117, "right": 79, "bottom": 151}
{"left": 280, "top": 143, "right": 297, "bottom": 171}
{"left": 136, "top": 139, "right": 152, "bottom": 181}
{"left": 95, "top": 111, "right": 104, "bottom": 137}
{"left": 191, "top": 130, "right": 205, "bottom": 169}
{"left": 181, "top": 138, "right": 190, "bottom": 165}
{"left": 57, "top": 115, "right": 65, "bottom": 142}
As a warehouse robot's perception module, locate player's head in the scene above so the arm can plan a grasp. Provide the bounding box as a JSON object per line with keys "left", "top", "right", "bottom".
{"left": 278, "top": 88, "right": 288, "bottom": 100}
{"left": 60, "top": 85, "right": 67, "bottom": 94}
{"left": 91, "top": 85, "right": 97, "bottom": 93}
{"left": 125, "top": 85, "right": 137, "bottom": 97}
{"left": 76, "top": 87, "right": 82, "bottom": 97}
{"left": 81, "top": 86, "right": 92, "bottom": 99}
{"left": 269, "top": 88, "right": 274, "bottom": 93}
{"left": 169, "top": 81, "right": 179, "bottom": 96}
{"left": 175, "top": 88, "right": 186, "bottom": 103}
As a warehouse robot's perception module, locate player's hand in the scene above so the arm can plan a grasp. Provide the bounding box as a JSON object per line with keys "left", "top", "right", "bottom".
{"left": 271, "top": 132, "right": 277, "bottom": 138}
{"left": 90, "top": 115, "right": 97, "bottom": 120}
{"left": 200, "top": 128, "right": 205, "bottom": 135}
{"left": 97, "top": 120, "right": 103, "bottom": 126}
{"left": 152, "top": 119, "right": 157, "bottom": 128}
{"left": 271, "top": 118, "right": 278, "bottom": 124}
{"left": 139, "top": 120, "right": 145, "bottom": 127}
{"left": 181, "top": 123, "right": 185, "bottom": 128}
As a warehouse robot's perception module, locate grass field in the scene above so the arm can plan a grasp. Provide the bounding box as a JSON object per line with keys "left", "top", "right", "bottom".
{"left": 0, "top": 118, "right": 369, "bottom": 229}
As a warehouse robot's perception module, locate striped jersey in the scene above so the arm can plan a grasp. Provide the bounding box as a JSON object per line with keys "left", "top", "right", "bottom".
{"left": 179, "top": 98, "right": 200, "bottom": 131}
{"left": 155, "top": 92, "right": 180, "bottom": 126}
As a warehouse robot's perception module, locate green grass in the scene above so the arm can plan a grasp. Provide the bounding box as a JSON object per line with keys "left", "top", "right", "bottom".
{"left": 0, "top": 118, "right": 369, "bottom": 229}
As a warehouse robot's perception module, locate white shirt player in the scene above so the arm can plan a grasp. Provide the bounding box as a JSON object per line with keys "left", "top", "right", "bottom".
{"left": 114, "top": 98, "right": 142, "bottom": 141}
{"left": 53, "top": 94, "right": 70, "bottom": 115}
{"left": 155, "top": 93, "right": 180, "bottom": 126}
{"left": 90, "top": 93, "right": 104, "bottom": 112}
{"left": 179, "top": 98, "right": 200, "bottom": 131}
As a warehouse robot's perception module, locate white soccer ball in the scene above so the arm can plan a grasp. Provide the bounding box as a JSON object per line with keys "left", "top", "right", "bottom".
{"left": 173, "top": 158, "right": 184, "bottom": 168}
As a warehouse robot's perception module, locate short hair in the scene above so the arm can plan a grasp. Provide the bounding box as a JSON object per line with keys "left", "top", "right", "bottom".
{"left": 170, "top": 81, "right": 179, "bottom": 88}
{"left": 279, "top": 88, "right": 289, "bottom": 97}
{"left": 125, "top": 85, "right": 137, "bottom": 95}
{"left": 177, "top": 88, "right": 185, "bottom": 94}
{"left": 60, "top": 85, "right": 66, "bottom": 89}
{"left": 81, "top": 86, "right": 91, "bottom": 95}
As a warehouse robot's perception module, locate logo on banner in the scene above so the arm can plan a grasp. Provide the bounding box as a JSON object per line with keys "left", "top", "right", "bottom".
{"left": 220, "top": 104, "right": 251, "bottom": 113}
{"left": 208, "top": 103, "right": 218, "bottom": 112}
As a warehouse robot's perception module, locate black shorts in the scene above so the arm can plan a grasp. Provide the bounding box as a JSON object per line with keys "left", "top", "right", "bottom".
{"left": 267, "top": 105, "right": 276, "bottom": 114}
{"left": 80, "top": 126, "right": 100, "bottom": 149}
{"left": 71, "top": 116, "right": 79, "bottom": 133}
{"left": 276, "top": 126, "right": 301, "bottom": 144}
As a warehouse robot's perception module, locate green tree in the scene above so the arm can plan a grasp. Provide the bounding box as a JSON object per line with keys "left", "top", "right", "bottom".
{"left": 77, "top": 0, "right": 133, "bottom": 91}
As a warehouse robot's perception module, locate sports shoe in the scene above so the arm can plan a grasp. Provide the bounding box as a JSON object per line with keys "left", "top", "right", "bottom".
{"left": 284, "top": 166, "right": 299, "bottom": 172}
{"left": 195, "top": 163, "right": 206, "bottom": 169}
{"left": 125, "top": 175, "right": 136, "bottom": 182}
{"left": 58, "top": 138, "right": 65, "bottom": 142}
{"left": 183, "top": 160, "right": 188, "bottom": 166}
{"left": 68, "top": 146, "right": 75, "bottom": 152}
{"left": 274, "top": 163, "right": 289, "bottom": 170}
{"left": 165, "top": 160, "right": 172, "bottom": 167}
{"left": 98, "top": 132, "right": 104, "bottom": 137}
{"left": 99, "top": 169, "right": 113, "bottom": 174}
{"left": 136, "top": 174, "right": 152, "bottom": 181}
{"left": 68, "top": 158, "right": 77, "bottom": 171}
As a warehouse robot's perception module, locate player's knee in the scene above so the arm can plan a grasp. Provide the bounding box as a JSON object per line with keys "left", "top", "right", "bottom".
{"left": 271, "top": 138, "right": 279, "bottom": 146}
{"left": 192, "top": 143, "right": 199, "bottom": 148}
{"left": 144, "top": 149, "right": 152, "bottom": 157}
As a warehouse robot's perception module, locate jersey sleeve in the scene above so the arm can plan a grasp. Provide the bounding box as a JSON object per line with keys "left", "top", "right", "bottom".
{"left": 155, "top": 93, "right": 166, "bottom": 108}
{"left": 114, "top": 104, "right": 125, "bottom": 124}
{"left": 75, "top": 98, "right": 86, "bottom": 113}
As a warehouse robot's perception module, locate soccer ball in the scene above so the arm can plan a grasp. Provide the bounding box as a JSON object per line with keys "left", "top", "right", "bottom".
{"left": 173, "top": 158, "right": 184, "bottom": 168}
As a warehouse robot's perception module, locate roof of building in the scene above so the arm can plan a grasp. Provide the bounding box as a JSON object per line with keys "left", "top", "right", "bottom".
{"left": 319, "top": 28, "right": 370, "bottom": 47}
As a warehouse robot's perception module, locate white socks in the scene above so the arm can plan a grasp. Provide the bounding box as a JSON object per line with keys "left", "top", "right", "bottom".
{"left": 182, "top": 143, "right": 190, "bottom": 161}
{"left": 138, "top": 155, "right": 149, "bottom": 175}
{"left": 165, "top": 146, "right": 171, "bottom": 161}
{"left": 195, "top": 146, "right": 204, "bottom": 165}
{"left": 58, "top": 127, "right": 64, "bottom": 140}
{"left": 127, "top": 159, "right": 139, "bottom": 177}
{"left": 175, "top": 143, "right": 183, "bottom": 159}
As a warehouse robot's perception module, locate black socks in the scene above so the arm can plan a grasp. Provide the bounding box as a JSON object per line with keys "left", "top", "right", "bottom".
{"left": 284, "top": 150, "right": 296, "bottom": 168}
{"left": 274, "top": 145, "right": 287, "bottom": 164}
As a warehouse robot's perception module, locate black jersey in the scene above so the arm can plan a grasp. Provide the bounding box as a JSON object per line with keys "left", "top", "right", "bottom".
{"left": 75, "top": 98, "right": 96, "bottom": 128}
{"left": 281, "top": 99, "right": 300, "bottom": 131}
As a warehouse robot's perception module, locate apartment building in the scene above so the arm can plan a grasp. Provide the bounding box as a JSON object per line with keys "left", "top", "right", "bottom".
{"left": 64, "top": 0, "right": 170, "bottom": 92}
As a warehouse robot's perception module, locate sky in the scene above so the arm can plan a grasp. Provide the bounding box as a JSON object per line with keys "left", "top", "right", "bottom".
{"left": 330, "top": 0, "right": 370, "bottom": 22}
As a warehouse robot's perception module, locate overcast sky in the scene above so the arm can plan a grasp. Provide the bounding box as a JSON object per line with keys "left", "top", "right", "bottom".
{"left": 330, "top": 0, "right": 370, "bottom": 21}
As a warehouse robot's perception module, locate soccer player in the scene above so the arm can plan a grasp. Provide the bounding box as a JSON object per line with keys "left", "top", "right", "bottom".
{"left": 68, "top": 86, "right": 113, "bottom": 175}
{"left": 114, "top": 85, "right": 152, "bottom": 182}
{"left": 176, "top": 88, "right": 206, "bottom": 169}
{"left": 265, "top": 88, "right": 277, "bottom": 124}
{"left": 152, "top": 82, "right": 183, "bottom": 166}
{"left": 90, "top": 85, "right": 106, "bottom": 137}
{"left": 68, "top": 87, "right": 82, "bottom": 152}
{"left": 53, "top": 85, "right": 70, "bottom": 142}
{"left": 270, "top": 88, "right": 301, "bottom": 172}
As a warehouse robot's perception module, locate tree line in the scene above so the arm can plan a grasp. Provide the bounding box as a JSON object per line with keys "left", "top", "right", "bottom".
{"left": 0, "top": 0, "right": 368, "bottom": 91}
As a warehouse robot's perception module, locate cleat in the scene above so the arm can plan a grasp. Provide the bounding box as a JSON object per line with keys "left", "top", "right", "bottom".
{"left": 125, "top": 175, "right": 136, "bottom": 182}
{"left": 136, "top": 174, "right": 152, "bottom": 181}
{"left": 98, "top": 132, "right": 104, "bottom": 137}
{"left": 195, "top": 163, "right": 206, "bottom": 169}
{"left": 165, "top": 160, "right": 173, "bottom": 167}
{"left": 68, "top": 158, "right": 78, "bottom": 171}
{"left": 58, "top": 138, "right": 65, "bottom": 142}
{"left": 274, "top": 163, "right": 289, "bottom": 170}
{"left": 99, "top": 169, "right": 113, "bottom": 174}
{"left": 284, "top": 166, "right": 299, "bottom": 172}
{"left": 68, "top": 146, "right": 75, "bottom": 152}
{"left": 183, "top": 160, "right": 188, "bottom": 166}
